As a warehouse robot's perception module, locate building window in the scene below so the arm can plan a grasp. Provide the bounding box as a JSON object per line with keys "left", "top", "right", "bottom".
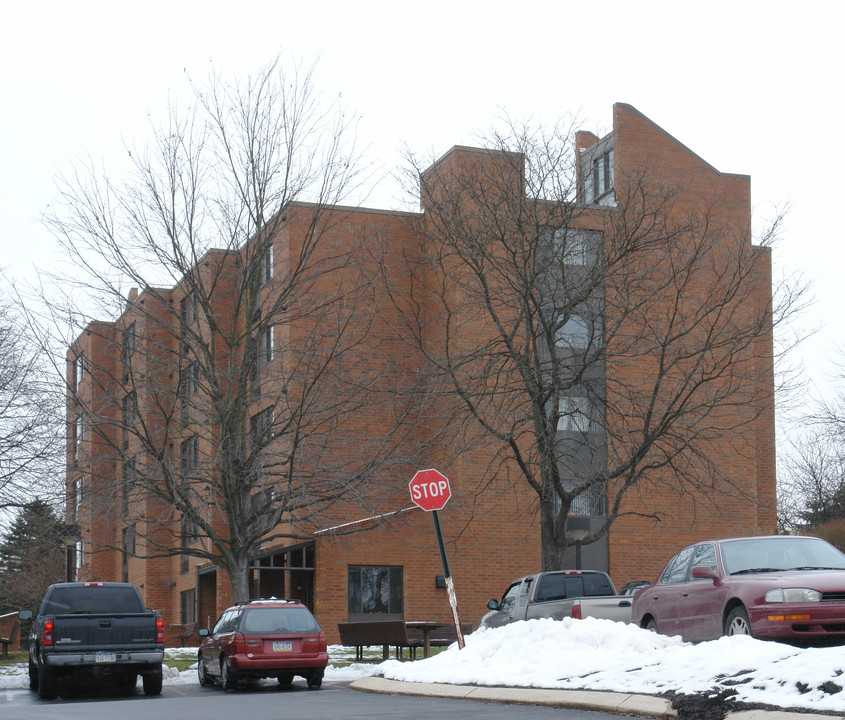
{"left": 180, "top": 292, "right": 196, "bottom": 326}
{"left": 122, "top": 392, "right": 136, "bottom": 449}
{"left": 558, "top": 395, "right": 601, "bottom": 434}
{"left": 569, "top": 483, "right": 606, "bottom": 516}
{"left": 181, "top": 361, "right": 199, "bottom": 425}
{"left": 180, "top": 515, "right": 198, "bottom": 573}
{"left": 556, "top": 315, "right": 591, "bottom": 351}
{"left": 592, "top": 150, "right": 613, "bottom": 201}
{"left": 122, "top": 322, "right": 136, "bottom": 382}
{"left": 180, "top": 435, "right": 198, "bottom": 480}
{"left": 74, "top": 415, "right": 84, "bottom": 459}
{"left": 259, "top": 244, "right": 274, "bottom": 287}
{"left": 122, "top": 457, "right": 136, "bottom": 516}
{"left": 250, "top": 326, "right": 274, "bottom": 399}
{"left": 251, "top": 407, "right": 274, "bottom": 447}
{"left": 74, "top": 477, "right": 83, "bottom": 522}
{"left": 180, "top": 292, "right": 196, "bottom": 353}
{"left": 583, "top": 142, "right": 614, "bottom": 205}
{"left": 347, "top": 565, "right": 403, "bottom": 621}
{"left": 180, "top": 589, "right": 197, "bottom": 624}
{"left": 122, "top": 525, "right": 136, "bottom": 583}
{"left": 74, "top": 352, "right": 85, "bottom": 395}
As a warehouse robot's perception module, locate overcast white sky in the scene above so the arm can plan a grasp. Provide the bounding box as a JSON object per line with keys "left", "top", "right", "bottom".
{"left": 2, "top": 0, "right": 843, "bottom": 415}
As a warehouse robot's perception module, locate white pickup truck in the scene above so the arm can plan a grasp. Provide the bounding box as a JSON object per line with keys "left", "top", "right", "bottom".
{"left": 480, "top": 570, "right": 633, "bottom": 628}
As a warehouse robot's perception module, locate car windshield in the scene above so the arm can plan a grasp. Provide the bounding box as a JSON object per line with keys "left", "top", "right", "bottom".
{"left": 241, "top": 607, "right": 320, "bottom": 634}
{"left": 721, "top": 537, "right": 845, "bottom": 575}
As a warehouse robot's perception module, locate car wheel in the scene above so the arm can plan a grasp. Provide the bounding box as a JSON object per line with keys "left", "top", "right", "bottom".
{"left": 142, "top": 666, "right": 163, "bottom": 696}
{"left": 198, "top": 654, "right": 214, "bottom": 687}
{"left": 221, "top": 657, "right": 238, "bottom": 691}
{"left": 725, "top": 606, "right": 753, "bottom": 637}
{"left": 277, "top": 673, "right": 294, "bottom": 688}
{"left": 37, "top": 664, "right": 58, "bottom": 700}
{"left": 306, "top": 671, "right": 323, "bottom": 690}
{"left": 28, "top": 660, "right": 38, "bottom": 691}
{"left": 645, "top": 617, "right": 658, "bottom": 633}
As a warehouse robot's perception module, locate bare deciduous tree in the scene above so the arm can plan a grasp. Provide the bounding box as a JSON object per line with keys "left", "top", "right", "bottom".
{"left": 40, "top": 56, "right": 419, "bottom": 602}
{"left": 0, "top": 293, "right": 63, "bottom": 512}
{"left": 385, "top": 117, "right": 803, "bottom": 570}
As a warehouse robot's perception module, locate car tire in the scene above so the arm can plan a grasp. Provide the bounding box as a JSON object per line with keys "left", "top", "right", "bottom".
{"left": 37, "top": 664, "right": 58, "bottom": 700}
{"left": 198, "top": 655, "right": 214, "bottom": 687}
{"left": 725, "top": 606, "right": 753, "bottom": 637}
{"left": 306, "top": 671, "right": 323, "bottom": 690}
{"left": 28, "top": 660, "right": 38, "bottom": 691}
{"left": 645, "top": 617, "right": 658, "bottom": 633}
{"left": 142, "top": 666, "right": 163, "bottom": 696}
{"left": 221, "top": 657, "right": 238, "bottom": 691}
{"left": 277, "top": 673, "right": 294, "bottom": 688}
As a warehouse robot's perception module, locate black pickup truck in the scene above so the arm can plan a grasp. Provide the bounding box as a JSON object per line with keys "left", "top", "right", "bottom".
{"left": 20, "top": 581, "right": 165, "bottom": 699}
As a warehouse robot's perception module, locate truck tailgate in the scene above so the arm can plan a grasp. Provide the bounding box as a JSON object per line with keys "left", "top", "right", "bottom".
{"left": 52, "top": 614, "right": 157, "bottom": 649}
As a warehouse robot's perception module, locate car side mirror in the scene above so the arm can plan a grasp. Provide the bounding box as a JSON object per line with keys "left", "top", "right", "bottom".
{"left": 486, "top": 599, "right": 499, "bottom": 611}
{"left": 198, "top": 628, "right": 209, "bottom": 637}
{"left": 691, "top": 565, "right": 718, "bottom": 581}
{"left": 18, "top": 609, "right": 33, "bottom": 620}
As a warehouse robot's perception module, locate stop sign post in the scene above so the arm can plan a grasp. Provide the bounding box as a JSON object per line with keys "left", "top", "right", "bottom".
{"left": 408, "top": 469, "right": 464, "bottom": 648}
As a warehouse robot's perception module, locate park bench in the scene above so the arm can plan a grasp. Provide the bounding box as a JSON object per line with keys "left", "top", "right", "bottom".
{"left": 337, "top": 620, "right": 421, "bottom": 661}
{"left": 0, "top": 620, "right": 19, "bottom": 658}
{"left": 169, "top": 622, "right": 197, "bottom": 647}
{"left": 428, "top": 621, "right": 473, "bottom": 648}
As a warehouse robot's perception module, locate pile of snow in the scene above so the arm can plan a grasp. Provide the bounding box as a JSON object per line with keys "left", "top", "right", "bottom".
{"left": 378, "top": 618, "right": 845, "bottom": 712}
{"left": 4, "top": 619, "right": 845, "bottom": 712}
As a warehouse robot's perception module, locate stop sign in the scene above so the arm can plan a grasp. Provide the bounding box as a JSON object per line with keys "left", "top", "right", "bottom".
{"left": 409, "top": 469, "right": 451, "bottom": 512}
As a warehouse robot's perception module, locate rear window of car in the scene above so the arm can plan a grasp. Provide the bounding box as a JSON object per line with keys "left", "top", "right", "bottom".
{"left": 534, "top": 572, "right": 614, "bottom": 602}
{"left": 240, "top": 607, "right": 320, "bottom": 634}
{"left": 40, "top": 586, "right": 144, "bottom": 615}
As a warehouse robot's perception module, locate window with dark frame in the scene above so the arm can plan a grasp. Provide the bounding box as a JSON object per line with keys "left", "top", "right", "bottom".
{"left": 180, "top": 361, "right": 198, "bottom": 425}
{"left": 180, "top": 588, "right": 196, "bottom": 624}
{"left": 122, "top": 457, "right": 136, "bottom": 516}
{"left": 180, "top": 515, "right": 198, "bottom": 573}
{"left": 122, "top": 322, "right": 136, "bottom": 382}
{"left": 122, "top": 392, "right": 136, "bottom": 449}
{"left": 74, "top": 351, "right": 85, "bottom": 395}
{"left": 180, "top": 292, "right": 196, "bottom": 354}
{"left": 259, "top": 244, "right": 274, "bottom": 287}
{"left": 347, "top": 565, "right": 403, "bottom": 621}
{"left": 250, "top": 407, "right": 274, "bottom": 447}
{"left": 180, "top": 435, "right": 198, "bottom": 479}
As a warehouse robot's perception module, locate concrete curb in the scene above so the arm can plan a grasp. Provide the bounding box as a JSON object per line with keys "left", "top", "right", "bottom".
{"left": 350, "top": 677, "right": 845, "bottom": 719}
{"left": 350, "top": 676, "right": 677, "bottom": 716}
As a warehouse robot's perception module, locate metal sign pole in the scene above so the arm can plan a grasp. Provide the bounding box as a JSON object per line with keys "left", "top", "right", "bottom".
{"left": 432, "top": 509, "right": 465, "bottom": 648}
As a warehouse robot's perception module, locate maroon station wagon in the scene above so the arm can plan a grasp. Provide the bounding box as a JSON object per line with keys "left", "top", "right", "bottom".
{"left": 198, "top": 599, "right": 328, "bottom": 690}
{"left": 632, "top": 535, "right": 845, "bottom": 645}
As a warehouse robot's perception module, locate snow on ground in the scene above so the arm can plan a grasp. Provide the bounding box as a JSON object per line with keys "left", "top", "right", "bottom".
{"left": 3, "top": 619, "right": 845, "bottom": 712}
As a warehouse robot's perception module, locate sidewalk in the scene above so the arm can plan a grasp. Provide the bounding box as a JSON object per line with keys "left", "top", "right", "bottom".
{"left": 350, "top": 676, "right": 845, "bottom": 720}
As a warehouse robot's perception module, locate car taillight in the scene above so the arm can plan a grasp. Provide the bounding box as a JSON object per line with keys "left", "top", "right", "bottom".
{"left": 82, "top": 582, "right": 105, "bottom": 587}
{"left": 155, "top": 613, "right": 165, "bottom": 643}
{"left": 231, "top": 632, "right": 261, "bottom": 653}
{"left": 301, "top": 631, "right": 327, "bottom": 652}
{"left": 43, "top": 617, "right": 54, "bottom": 646}
{"left": 571, "top": 601, "right": 583, "bottom": 620}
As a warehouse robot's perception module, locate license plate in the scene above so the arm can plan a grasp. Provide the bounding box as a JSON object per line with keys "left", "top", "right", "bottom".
{"left": 272, "top": 641, "right": 292, "bottom": 652}
{"left": 95, "top": 652, "right": 117, "bottom": 663}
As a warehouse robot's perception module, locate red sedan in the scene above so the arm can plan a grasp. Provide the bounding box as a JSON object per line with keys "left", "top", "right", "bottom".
{"left": 632, "top": 535, "right": 845, "bottom": 644}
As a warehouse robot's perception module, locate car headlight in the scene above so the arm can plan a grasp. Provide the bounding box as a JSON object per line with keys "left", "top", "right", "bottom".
{"left": 765, "top": 588, "right": 821, "bottom": 603}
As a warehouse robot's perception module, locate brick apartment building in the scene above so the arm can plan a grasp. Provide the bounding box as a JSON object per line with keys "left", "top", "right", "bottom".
{"left": 65, "top": 104, "right": 776, "bottom": 645}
